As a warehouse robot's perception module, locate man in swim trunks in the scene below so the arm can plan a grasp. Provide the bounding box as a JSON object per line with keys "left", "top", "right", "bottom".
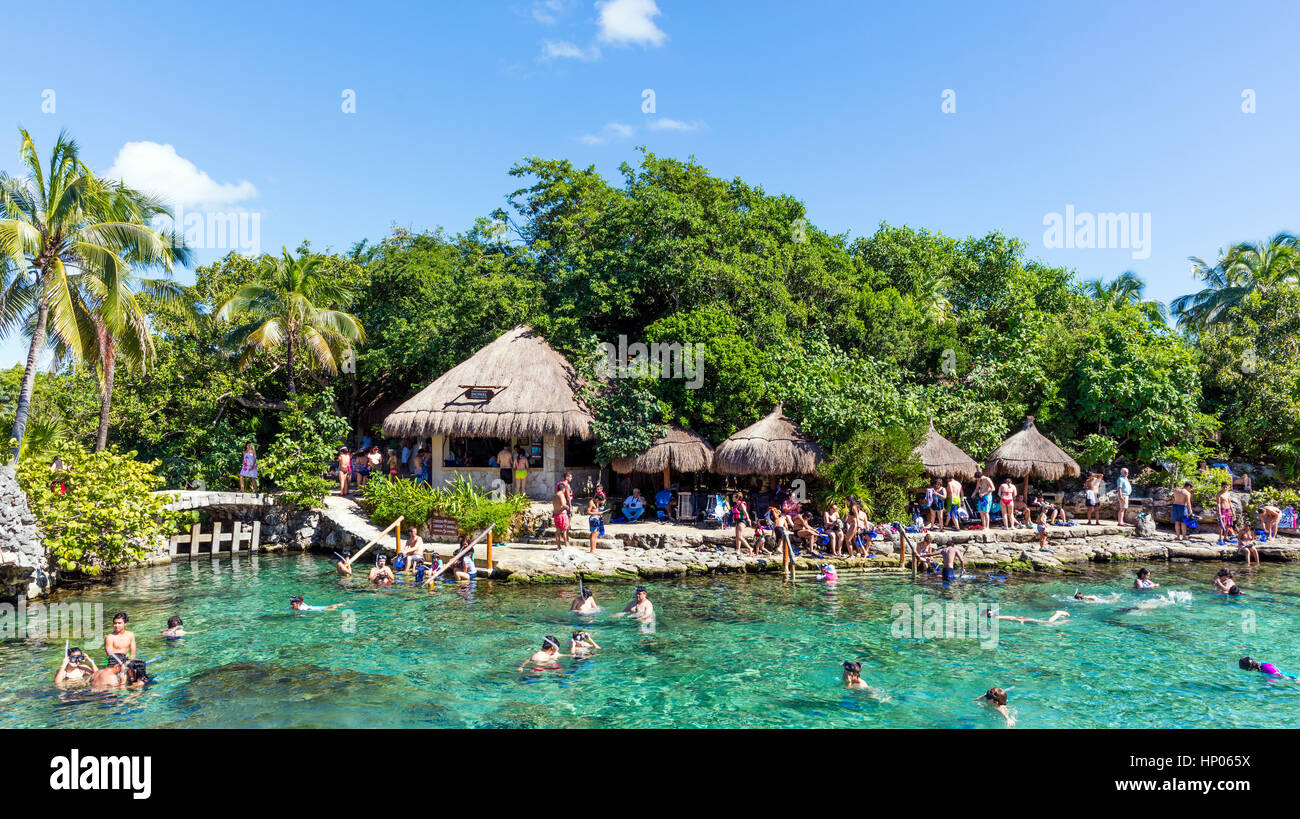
{"left": 54, "top": 647, "right": 96, "bottom": 684}
{"left": 289, "top": 595, "right": 345, "bottom": 612}
{"left": 104, "top": 612, "right": 136, "bottom": 665}
{"left": 945, "top": 477, "right": 964, "bottom": 531}
{"left": 936, "top": 542, "right": 965, "bottom": 584}
{"left": 519, "top": 636, "right": 566, "bottom": 671}
{"left": 586, "top": 494, "right": 604, "bottom": 554}
{"left": 553, "top": 483, "right": 572, "bottom": 550}
{"left": 615, "top": 586, "right": 655, "bottom": 621}
{"left": 1083, "top": 472, "right": 1103, "bottom": 525}
{"left": 497, "top": 443, "right": 515, "bottom": 493}
{"left": 370, "top": 554, "right": 396, "bottom": 585}
{"left": 1215, "top": 482, "right": 1235, "bottom": 546}
{"left": 399, "top": 529, "right": 425, "bottom": 568}
{"left": 571, "top": 587, "right": 599, "bottom": 612}
{"left": 1171, "top": 481, "right": 1194, "bottom": 541}
{"left": 90, "top": 657, "right": 148, "bottom": 690}
{"left": 974, "top": 470, "right": 995, "bottom": 530}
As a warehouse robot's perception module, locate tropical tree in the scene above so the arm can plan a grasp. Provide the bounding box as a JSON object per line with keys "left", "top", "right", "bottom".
{"left": 0, "top": 128, "right": 189, "bottom": 462}
{"left": 1083, "top": 271, "right": 1168, "bottom": 323}
{"left": 217, "top": 247, "right": 366, "bottom": 395}
{"left": 1173, "top": 233, "right": 1300, "bottom": 332}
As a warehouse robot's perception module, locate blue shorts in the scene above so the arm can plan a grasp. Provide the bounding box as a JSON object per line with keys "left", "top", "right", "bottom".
{"left": 1172, "top": 504, "right": 1188, "bottom": 521}
{"left": 942, "top": 567, "right": 955, "bottom": 583}
{"left": 978, "top": 495, "right": 993, "bottom": 514}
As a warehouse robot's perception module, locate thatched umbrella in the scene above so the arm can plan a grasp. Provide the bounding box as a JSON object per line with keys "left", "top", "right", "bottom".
{"left": 712, "top": 404, "right": 824, "bottom": 477}
{"left": 611, "top": 426, "right": 714, "bottom": 489}
{"left": 914, "top": 418, "right": 978, "bottom": 481}
{"left": 984, "top": 415, "right": 1081, "bottom": 496}
{"left": 383, "top": 325, "right": 595, "bottom": 440}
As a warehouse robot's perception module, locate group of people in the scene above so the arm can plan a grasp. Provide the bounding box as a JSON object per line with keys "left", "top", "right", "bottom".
{"left": 521, "top": 585, "right": 655, "bottom": 670}
{"left": 51, "top": 611, "right": 186, "bottom": 691}
{"left": 920, "top": 471, "right": 1072, "bottom": 533}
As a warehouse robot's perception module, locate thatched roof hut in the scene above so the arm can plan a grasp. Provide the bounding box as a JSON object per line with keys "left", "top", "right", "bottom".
{"left": 382, "top": 325, "right": 595, "bottom": 440}
{"left": 984, "top": 416, "right": 1081, "bottom": 489}
{"left": 712, "top": 404, "right": 824, "bottom": 476}
{"left": 611, "top": 426, "right": 714, "bottom": 487}
{"left": 914, "top": 419, "right": 979, "bottom": 480}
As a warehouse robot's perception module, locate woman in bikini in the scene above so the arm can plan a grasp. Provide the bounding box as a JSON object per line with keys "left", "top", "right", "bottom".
{"left": 998, "top": 478, "right": 1017, "bottom": 530}
{"left": 336, "top": 446, "right": 352, "bottom": 496}
{"left": 823, "top": 501, "right": 844, "bottom": 556}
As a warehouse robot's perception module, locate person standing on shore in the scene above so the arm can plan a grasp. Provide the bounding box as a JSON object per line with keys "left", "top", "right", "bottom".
{"left": 974, "top": 470, "right": 995, "bottom": 530}
{"left": 1215, "top": 482, "right": 1234, "bottom": 546}
{"left": 1116, "top": 468, "right": 1133, "bottom": 526}
{"left": 946, "top": 476, "right": 964, "bottom": 531}
{"left": 239, "top": 442, "right": 258, "bottom": 492}
{"left": 513, "top": 447, "right": 530, "bottom": 495}
{"left": 497, "top": 442, "right": 515, "bottom": 495}
{"left": 1084, "top": 472, "right": 1103, "bottom": 525}
{"left": 1171, "top": 481, "right": 1194, "bottom": 541}
{"left": 997, "top": 477, "right": 1017, "bottom": 530}
{"left": 586, "top": 493, "right": 603, "bottom": 554}
{"left": 553, "top": 483, "right": 572, "bottom": 550}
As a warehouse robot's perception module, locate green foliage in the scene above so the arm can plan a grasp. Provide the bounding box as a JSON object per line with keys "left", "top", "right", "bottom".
{"left": 260, "top": 391, "right": 350, "bottom": 508}
{"left": 816, "top": 426, "right": 926, "bottom": 521}
{"left": 1246, "top": 486, "right": 1300, "bottom": 524}
{"left": 1071, "top": 435, "right": 1119, "bottom": 470}
{"left": 14, "top": 441, "right": 177, "bottom": 575}
{"left": 362, "top": 475, "right": 439, "bottom": 529}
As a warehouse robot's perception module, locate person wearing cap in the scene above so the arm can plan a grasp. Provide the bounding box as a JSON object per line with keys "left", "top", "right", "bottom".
{"left": 369, "top": 554, "right": 396, "bottom": 585}
{"left": 519, "top": 635, "right": 567, "bottom": 671}
{"left": 570, "top": 587, "right": 599, "bottom": 612}
{"left": 1116, "top": 468, "right": 1133, "bottom": 526}
{"left": 615, "top": 586, "right": 655, "bottom": 621}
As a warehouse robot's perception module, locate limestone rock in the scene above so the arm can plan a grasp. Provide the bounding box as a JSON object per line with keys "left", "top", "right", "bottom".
{"left": 0, "top": 466, "right": 49, "bottom": 600}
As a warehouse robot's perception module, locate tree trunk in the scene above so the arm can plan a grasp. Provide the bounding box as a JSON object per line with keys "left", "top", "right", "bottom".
{"left": 8, "top": 300, "right": 49, "bottom": 464}
{"left": 95, "top": 333, "right": 116, "bottom": 451}
{"left": 286, "top": 328, "right": 297, "bottom": 396}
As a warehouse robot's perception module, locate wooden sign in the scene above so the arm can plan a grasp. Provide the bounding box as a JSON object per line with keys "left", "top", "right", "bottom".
{"left": 428, "top": 515, "right": 460, "bottom": 538}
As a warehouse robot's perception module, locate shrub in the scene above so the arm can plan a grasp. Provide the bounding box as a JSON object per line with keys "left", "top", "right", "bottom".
{"left": 364, "top": 473, "right": 531, "bottom": 538}
{"left": 261, "top": 391, "right": 349, "bottom": 509}
{"left": 816, "top": 425, "right": 925, "bottom": 521}
{"left": 1070, "top": 434, "right": 1119, "bottom": 470}
{"left": 15, "top": 441, "right": 178, "bottom": 576}
{"left": 362, "top": 475, "right": 439, "bottom": 528}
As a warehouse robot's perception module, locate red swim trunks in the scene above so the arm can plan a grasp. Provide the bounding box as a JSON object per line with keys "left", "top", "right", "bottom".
{"left": 553, "top": 512, "right": 570, "bottom": 531}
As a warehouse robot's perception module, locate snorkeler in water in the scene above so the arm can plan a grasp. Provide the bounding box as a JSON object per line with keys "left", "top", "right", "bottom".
{"left": 370, "top": 554, "right": 396, "bottom": 585}
{"left": 985, "top": 608, "right": 1070, "bottom": 625}
{"left": 89, "top": 657, "right": 149, "bottom": 690}
{"left": 54, "top": 646, "right": 96, "bottom": 684}
{"left": 336, "top": 549, "right": 353, "bottom": 576}
{"left": 289, "top": 595, "right": 345, "bottom": 612}
{"left": 161, "top": 616, "right": 201, "bottom": 638}
{"left": 570, "top": 587, "right": 599, "bottom": 613}
{"left": 519, "top": 636, "right": 567, "bottom": 671}
{"left": 569, "top": 630, "right": 601, "bottom": 656}
{"left": 1072, "top": 589, "right": 1101, "bottom": 602}
{"left": 977, "top": 687, "right": 1015, "bottom": 727}
{"left": 1239, "top": 656, "right": 1295, "bottom": 679}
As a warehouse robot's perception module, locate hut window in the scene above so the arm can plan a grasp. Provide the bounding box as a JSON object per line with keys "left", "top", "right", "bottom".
{"left": 444, "top": 437, "right": 509, "bottom": 468}
{"left": 564, "top": 436, "right": 598, "bottom": 468}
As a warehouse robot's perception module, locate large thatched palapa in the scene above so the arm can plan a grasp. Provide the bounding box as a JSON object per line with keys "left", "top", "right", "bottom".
{"left": 611, "top": 426, "right": 714, "bottom": 488}
{"left": 914, "top": 418, "right": 979, "bottom": 480}
{"left": 383, "top": 325, "right": 598, "bottom": 499}
{"left": 984, "top": 416, "right": 1081, "bottom": 492}
{"left": 712, "top": 404, "right": 823, "bottom": 476}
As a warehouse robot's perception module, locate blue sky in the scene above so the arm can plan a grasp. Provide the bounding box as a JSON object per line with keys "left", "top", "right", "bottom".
{"left": 2, "top": 0, "right": 1299, "bottom": 367}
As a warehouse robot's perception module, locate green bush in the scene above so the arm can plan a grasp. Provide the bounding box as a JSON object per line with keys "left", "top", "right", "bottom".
{"left": 816, "top": 425, "right": 925, "bottom": 521}
{"left": 364, "top": 473, "right": 530, "bottom": 538}
{"left": 1071, "top": 434, "right": 1119, "bottom": 470}
{"left": 15, "top": 441, "right": 178, "bottom": 576}
{"left": 261, "top": 391, "right": 349, "bottom": 508}
{"left": 362, "top": 475, "right": 439, "bottom": 528}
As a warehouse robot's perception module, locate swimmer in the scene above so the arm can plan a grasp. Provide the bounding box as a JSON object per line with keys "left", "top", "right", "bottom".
{"left": 104, "top": 612, "right": 136, "bottom": 664}
{"left": 161, "top": 616, "right": 201, "bottom": 638}
{"left": 1133, "top": 567, "right": 1159, "bottom": 590}
{"left": 614, "top": 586, "right": 655, "bottom": 621}
{"left": 518, "top": 635, "right": 567, "bottom": 671}
{"left": 936, "top": 542, "right": 965, "bottom": 584}
{"left": 54, "top": 646, "right": 96, "bottom": 684}
{"left": 570, "top": 587, "right": 599, "bottom": 613}
{"left": 977, "top": 687, "right": 1015, "bottom": 727}
{"left": 336, "top": 549, "right": 353, "bottom": 576}
{"left": 289, "top": 595, "right": 345, "bottom": 612}
{"left": 985, "top": 608, "right": 1070, "bottom": 625}
{"left": 841, "top": 661, "right": 891, "bottom": 702}
{"left": 817, "top": 563, "right": 839, "bottom": 582}
{"left": 1239, "top": 656, "right": 1295, "bottom": 679}
{"left": 569, "top": 630, "right": 601, "bottom": 656}
{"left": 369, "top": 554, "right": 396, "bottom": 585}
{"left": 1072, "top": 589, "right": 1101, "bottom": 602}
{"left": 89, "top": 658, "right": 148, "bottom": 690}
{"left": 1213, "top": 568, "right": 1239, "bottom": 595}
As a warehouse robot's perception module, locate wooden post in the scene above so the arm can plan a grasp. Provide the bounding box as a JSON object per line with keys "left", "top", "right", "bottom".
{"left": 486, "top": 529, "right": 494, "bottom": 571}
{"left": 663, "top": 464, "right": 671, "bottom": 491}
{"left": 210, "top": 521, "right": 223, "bottom": 556}
{"left": 189, "top": 522, "right": 201, "bottom": 557}
{"left": 169, "top": 534, "right": 181, "bottom": 556}
{"left": 428, "top": 523, "right": 495, "bottom": 584}
{"left": 251, "top": 520, "right": 261, "bottom": 552}
{"left": 231, "top": 521, "right": 242, "bottom": 554}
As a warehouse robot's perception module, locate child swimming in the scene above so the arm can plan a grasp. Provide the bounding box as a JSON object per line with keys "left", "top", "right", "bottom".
{"left": 1239, "top": 656, "right": 1295, "bottom": 679}
{"left": 1134, "top": 567, "right": 1159, "bottom": 589}
{"left": 977, "top": 687, "right": 1015, "bottom": 727}
{"left": 289, "top": 596, "right": 345, "bottom": 612}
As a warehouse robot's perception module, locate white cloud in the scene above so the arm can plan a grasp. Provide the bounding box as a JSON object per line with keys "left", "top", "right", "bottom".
{"left": 596, "top": 0, "right": 667, "bottom": 46}
{"left": 579, "top": 121, "right": 636, "bottom": 145}
{"left": 541, "top": 39, "right": 601, "bottom": 61}
{"left": 646, "top": 117, "right": 704, "bottom": 132}
{"left": 531, "top": 0, "right": 568, "bottom": 24}
{"left": 104, "top": 141, "right": 257, "bottom": 209}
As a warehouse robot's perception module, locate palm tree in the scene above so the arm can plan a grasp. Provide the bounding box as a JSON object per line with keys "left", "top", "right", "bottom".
{"left": 217, "top": 248, "right": 365, "bottom": 395}
{"left": 0, "top": 129, "right": 189, "bottom": 462}
{"left": 1083, "top": 271, "right": 1168, "bottom": 323}
{"left": 1172, "top": 232, "right": 1300, "bottom": 332}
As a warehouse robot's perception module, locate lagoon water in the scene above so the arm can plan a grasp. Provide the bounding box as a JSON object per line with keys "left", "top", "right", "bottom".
{"left": 1, "top": 553, "right": 1298, "bottom": 728}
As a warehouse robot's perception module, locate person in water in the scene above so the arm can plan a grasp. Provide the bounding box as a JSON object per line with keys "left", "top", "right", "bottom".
{"left": 615, "top": 586, "right": 655, "bottom": 620}
{"left": 90, "top": 657, "right": 148, "bottom": 690}
{"left": 161, "top": 616, "right": 200, "bottom": 638}
{"left": 289, "top": 595, "right": 345, "bottom": 612}
{"left": 978, "top": 687, "right": 1015, "bottom": 727}
{"left": 985, "top": 608, "right": 1070, "bottom": 625}
{"left": 569, "top": 630, "right": 601, "bottom": 656}
{"left": 1072, "top": 589, "right": 1102, "bottom": 602}
{"left": 370, "top": 554, "right": 396, "bottom": 585}
{"left": 54, "top": 646, "right": 96, "bottom": 684}
{"left": 519, "top": 636, "right": 567, "bottom": 671}
{"left": 1239, "top": 656, "right": 1294, "bottom": 679}
{"left": 1212, "top": 568, "right": 1240, "bottom": 595}
{"left": 104, "top": 612, "right": 136, "bottom": 665}
{"left": 336, "top": 549, "right": 353, "bottom": 576}
{"left": 1134, "top": 567, "right": 1159, "bottom": 589}
{"left": 936, "top": 542, "right": 965, "bottom": 584}
{"left": 571, "top": 587, "right": 599, "bottom": 613}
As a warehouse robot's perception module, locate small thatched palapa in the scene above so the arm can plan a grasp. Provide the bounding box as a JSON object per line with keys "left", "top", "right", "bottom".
{"left": 712, "top": 404, "right": 824, "bottom": 476}
{"left": 984, "top": 416, "right": 1081, "bottom": 481}
{"left": 611, "top": 426, "right": 714, "bottom": 475}
{"left": 914, "top": 419, "right": 979, "bottom": 480}
{"left": 383, "top": 325, "right": 595, "bottom": 440}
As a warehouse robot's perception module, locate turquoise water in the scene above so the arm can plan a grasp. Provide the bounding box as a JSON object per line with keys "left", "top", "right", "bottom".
{"left": 2, "top": 553, "right": 1299, "bottom": 728}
